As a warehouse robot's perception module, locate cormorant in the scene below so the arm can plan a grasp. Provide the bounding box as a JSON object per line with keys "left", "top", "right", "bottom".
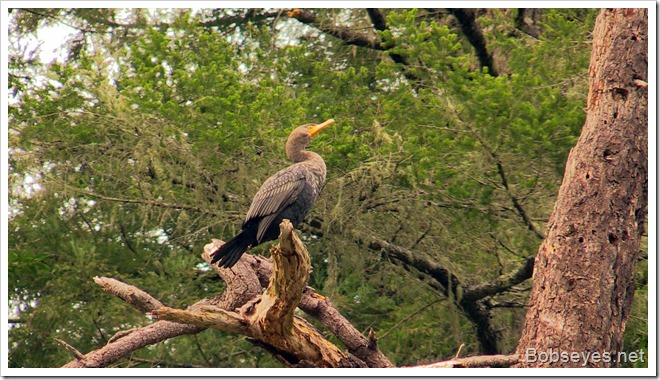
{"left": 210, "top": 119, "right": 334, "bottom": 267}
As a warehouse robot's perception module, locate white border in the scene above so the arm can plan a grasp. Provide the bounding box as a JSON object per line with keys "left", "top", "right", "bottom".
{"left": 2, "top": 1, "right": 656, "bottom": 377}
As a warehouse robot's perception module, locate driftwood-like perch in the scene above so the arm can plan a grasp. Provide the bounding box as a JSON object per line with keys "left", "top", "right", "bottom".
{"left": 151, "top": 220, "right": 354, "bottom": 367}
{"left": 62, "top": 221, "right": 388, "bottom": 368}
{"left": 59, "top": 219, "right": 517, "bottom": 368}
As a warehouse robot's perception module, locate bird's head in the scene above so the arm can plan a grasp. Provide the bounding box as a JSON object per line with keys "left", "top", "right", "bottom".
{"left": 292, "top": 118, "right": 334, "bottom": 141}
{"left": 286, "top": 119, "right": 334, "bottom": 160}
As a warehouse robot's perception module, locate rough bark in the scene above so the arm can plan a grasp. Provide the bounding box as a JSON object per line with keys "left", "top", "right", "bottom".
{"left": 515, "top": 8, "right": 648, "bottom": 368}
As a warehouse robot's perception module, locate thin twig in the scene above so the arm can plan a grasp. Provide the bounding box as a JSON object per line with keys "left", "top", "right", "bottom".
{"left": 54, "top": 338, "right": 85, "bottom": 360}
{"left": 17, "top": 8, "right": 98, "bottom": 33}
{"left": 73, "top": 188, "right": 217, "bottom": 215}
{"left": 379, "top": 299, "right": 440, "bottom": 339}
{"left": 454, "top": 343, "right": 465, "bottom": 359}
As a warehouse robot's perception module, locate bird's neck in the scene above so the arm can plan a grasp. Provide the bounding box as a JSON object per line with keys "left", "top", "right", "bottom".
{"left": 287, "top": 145, "right": 318, "bottom": 163}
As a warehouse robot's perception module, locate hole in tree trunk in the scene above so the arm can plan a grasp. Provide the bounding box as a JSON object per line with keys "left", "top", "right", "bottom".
{"left": 608, "top": 233, "right": 618, "bottom": 244}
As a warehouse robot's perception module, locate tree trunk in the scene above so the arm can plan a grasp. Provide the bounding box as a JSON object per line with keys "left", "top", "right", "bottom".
{"left": 515, "top": 8, "right": 647, "bottom": 368}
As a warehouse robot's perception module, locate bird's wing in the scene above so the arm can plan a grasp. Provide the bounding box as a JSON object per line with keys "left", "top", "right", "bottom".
{"left": 244, "top": 165, "right": 307, "bottom": 226}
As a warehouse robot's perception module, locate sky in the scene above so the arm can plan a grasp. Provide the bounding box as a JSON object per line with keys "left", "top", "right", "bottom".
{"left": 34, "top": 24, "right": 77, "bottom": 63}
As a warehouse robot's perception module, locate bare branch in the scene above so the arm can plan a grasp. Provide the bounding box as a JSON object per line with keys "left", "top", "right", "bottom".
{"left": 241, "top": 252, "right": 393, "bottom": 367}
{"left": 298, "top": 287, "right": 394, "bottom": 368}
{"left": 448, "top": 9, "right": 499, "bottom": 77}
{"left": 410, "top": 354, "right": 520, "bottom": 368}
{"left": 288, "top": 9, "right": 381, "bottom": 49}
{"left": 54, "top": 338, "right": 84, "bottom": 360}
{"left": 151, "top": 305, "right": 246, "bottom": 334}
{"left": 368, "top": 237, "right": 461, "bottom": 297}
{"left": 462, "top": 256, "right": 535, "bottom": 302}
{"left": 62, "top": 320, "right": 207, "bottom": 368}
{"left": 202, "top": 239, "right": 263, "bottom": 309}
{"left": 64, "top": 223, "right": 392, "bottom": 368}
{"left": 63, "top": 238, "right": 262, "bottom": 368}
{"left": 93, "top": 276, "right": 163, "bottom": 313}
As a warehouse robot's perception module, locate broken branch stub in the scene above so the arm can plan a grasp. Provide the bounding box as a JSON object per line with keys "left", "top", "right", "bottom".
{"left": 253, "top": 219, "right": 311, "bottom": 336}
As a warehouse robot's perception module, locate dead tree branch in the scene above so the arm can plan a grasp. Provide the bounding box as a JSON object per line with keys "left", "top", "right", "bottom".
{"left": 368, "top": 237, "right": 460, "bottom": 297}
{"left": 243, "top": 254, "right": 394, "bottom": 367}
{"left": 410, "top": 354, "right": 520, "bottom": 368}
{"left": 92, "top": 276, "right": 163, "bottom": 313}
{"left": 63, "top": 240, "right": 264, "bottom": 368}
{"left": 61, "top": 217, "right": 523, "bottom": 367}
{"left": 62, "top": 317, "right": 208, "bottom": 367}
{"left": 64, "top": 221, "right": 380, "bottom": 368}
{"left": 152, "top": 220, "right": 356, "bottom": 367}
{"left": 298, "top": 287, "right": 392, "bottom": 368}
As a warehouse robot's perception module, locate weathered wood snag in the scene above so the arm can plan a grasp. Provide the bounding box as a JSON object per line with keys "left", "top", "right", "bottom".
{"left": 151, "top": 220, "right": 356, "bottom": 367}
{"left": 62, "top": 220, "right": 391, "bottom": 368}
{"left": 516, "top": 8, "right": 648, "bottom": 368}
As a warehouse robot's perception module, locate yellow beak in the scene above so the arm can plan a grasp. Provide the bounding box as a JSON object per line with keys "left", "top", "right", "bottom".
{"left": 308, "top": 119, "right": 335, "bottom": 137}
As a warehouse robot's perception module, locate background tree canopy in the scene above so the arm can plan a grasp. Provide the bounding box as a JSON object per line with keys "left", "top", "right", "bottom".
{"left": 7, "top": 8, "right": 648, "bottom": 368}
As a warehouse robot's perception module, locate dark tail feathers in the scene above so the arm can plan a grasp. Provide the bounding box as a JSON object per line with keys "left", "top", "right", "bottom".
{"left": 210, "top": 230, "right": 251, "bottom": 268}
